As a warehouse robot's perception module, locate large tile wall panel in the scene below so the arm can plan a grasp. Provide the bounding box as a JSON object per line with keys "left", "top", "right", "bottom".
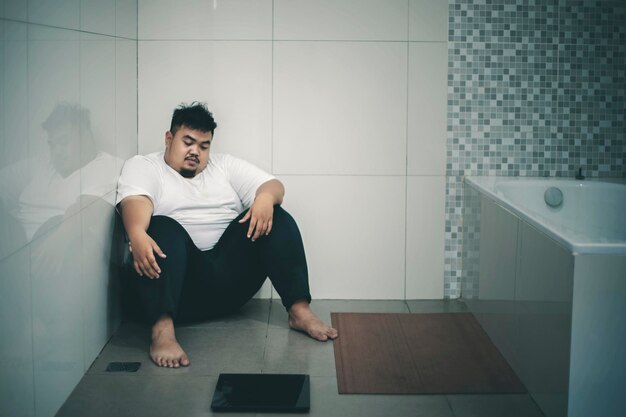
{"left": 0, "top": 22, "right": 28, "bottom": 261}
{"left": 274, "top": 0, "right": 408, "bottom": 41}
{"left": 138, "top": 40, "right": 272, "bottom": 171}
{"left": 27, "top": 26, "right": 82, "bottom": 243}
{"left": 2, "top": 0, "right": 28, "bottom": 20}
{"left": 406, "top": 175, "right": 445, "bottom": 299}
{"left": 80, "top": 0, "right": 116, "bottom": 36}
{"left": 28, "top": 26, "right": 80, "bottom": 153}
{"left": 278, "top": 175, "right": 406, "bottom": 299}
{"left": 0, "top": 246, "right": 35, "bottom": 417}
{"left": 409, "top": 0, "right": 448, "bottom": 41}
{"left": 80, "top": 34, "right": 119, "bottom": 207}
{"left": 115, "top": 39, "right": 138, "bottom": 175}
{"left": 138, "top": 0, "right": 272, "bottom": 40}
{"left": 408, "top": 41, "right": 447, "bottom": 175}
{"left": 274, "top": 41, "right": 407, "bottom": 175}
{"left": 30, "top": 213, "right": 84, "bottom": 417}
{"left": 116, "top": 0, "right": 138, "bottom": 39}
{"left": 29, "top": 0, "right": 80, "bottom": 30}
{"left": 81, "top": 192, "right": 120, "bottom": 370}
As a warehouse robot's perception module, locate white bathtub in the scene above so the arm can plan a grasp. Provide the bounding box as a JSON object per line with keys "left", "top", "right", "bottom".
{"left": 463, "top": 176, "right": 626, "bottom": 417}
{"left": 465, "top": 176, "right": 626, "bottom": 254}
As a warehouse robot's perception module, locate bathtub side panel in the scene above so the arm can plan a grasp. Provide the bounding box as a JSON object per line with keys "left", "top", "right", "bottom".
{"left": 478, "top": 197, "right": 518, "bottom": 300}
{"left": 516, "top": 221, "right": 574, "bottom": 417}
{"left": 569, "top": 255, "right": 626, "bottom": 417}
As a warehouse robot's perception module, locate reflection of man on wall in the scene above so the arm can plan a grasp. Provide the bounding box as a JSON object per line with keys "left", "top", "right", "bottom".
{"left": 0, "top": 103, "right": 122, "bottom": 377}
{"left": 0, "top": 103, "right": 120, "bottom": 253}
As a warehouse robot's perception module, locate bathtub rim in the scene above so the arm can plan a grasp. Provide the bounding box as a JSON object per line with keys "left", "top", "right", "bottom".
{"left": 464, "top": 176, "right": 626, "bottom": 255}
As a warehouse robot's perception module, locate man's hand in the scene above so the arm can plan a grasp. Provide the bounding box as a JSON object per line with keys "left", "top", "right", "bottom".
{"left": 238, "top": 194, "right": 274, "bottom": 241}
{"left": 128, "top": 230, "right": 167, "bottom": 279}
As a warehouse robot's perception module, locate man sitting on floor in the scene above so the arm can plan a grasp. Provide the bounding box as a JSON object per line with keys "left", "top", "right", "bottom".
{"left": 116, "top": 102, "right": 338, "bottom": 368}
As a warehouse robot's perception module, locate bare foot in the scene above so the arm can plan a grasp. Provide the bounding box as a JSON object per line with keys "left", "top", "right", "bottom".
{"left": 150, "top": 315, "right": 190, "bottom": 368}
{"left": 288, "top": 301, "right": 338, "bottom": 341}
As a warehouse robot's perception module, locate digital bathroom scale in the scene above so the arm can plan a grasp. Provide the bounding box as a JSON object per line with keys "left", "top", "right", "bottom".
{"left": 211, "top": 373, "right": 310, "bottom": 413}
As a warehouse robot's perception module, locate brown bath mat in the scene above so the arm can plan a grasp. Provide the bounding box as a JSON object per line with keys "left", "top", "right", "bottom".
{"left": 331, "top": 312, "right": 526, "bottom": 394}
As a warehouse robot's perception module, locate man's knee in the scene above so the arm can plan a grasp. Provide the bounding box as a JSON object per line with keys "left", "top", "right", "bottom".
{"left": 272, "top": 205, "right": 297, "bottom": 228}
{"left": 147, "top": 215, "right": 186, "bottom": 237}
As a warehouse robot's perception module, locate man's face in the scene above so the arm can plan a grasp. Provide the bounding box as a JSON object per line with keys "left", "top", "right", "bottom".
{"left": 164, "top": 126, "right": 212, "bottom": 178}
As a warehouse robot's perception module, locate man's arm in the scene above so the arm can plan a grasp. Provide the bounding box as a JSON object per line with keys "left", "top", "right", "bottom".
{"left": 120, "top": 195, "right": 166, "bottom": 279}
{"left": 255, "top": 179, "right": 284, "bottom": 205}
{"left": 239, "top": 179, "right": 285, "bottom": 241}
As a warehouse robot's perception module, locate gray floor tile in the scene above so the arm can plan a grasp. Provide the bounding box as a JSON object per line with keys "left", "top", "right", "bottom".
{"left": 446, "top": 394, "right": 545, "bottom": 417}
{"left": 88, "top": 324, "right": 268, "bottom": 376}
{"left": 255, "top": 376, "right": 455, "bottom": 417}
{"left": 182, "top": 298, "right": 271, "bottom": 329}
{"left": 406, "top": 299, "right": 469, "bottom": 313}
{"left": 269, "top": 299, "right": 411, "bottom": 329}
{"left": 56, "top": 374, "right": 249, "bottom": 417}
{"left": 262, "top": 328, "right": 336, "bottom": 376}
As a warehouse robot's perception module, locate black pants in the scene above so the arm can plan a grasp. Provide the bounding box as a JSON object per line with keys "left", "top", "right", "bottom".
{"left": 123, "top": 206, "right": 312, "bottom": 325}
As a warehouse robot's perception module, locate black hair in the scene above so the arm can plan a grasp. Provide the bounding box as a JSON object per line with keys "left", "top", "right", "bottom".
{"left": 170, "top": 102, "right": 217, "bottom": 136}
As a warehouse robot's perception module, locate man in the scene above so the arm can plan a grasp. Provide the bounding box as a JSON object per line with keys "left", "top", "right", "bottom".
{"left": 116, "top": 102, "right": 338, "bottom": 368}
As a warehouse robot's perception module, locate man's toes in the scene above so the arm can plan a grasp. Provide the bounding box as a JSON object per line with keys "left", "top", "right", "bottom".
{"left": 181, "top": 355, "right": 190, "bottom": 366}
{"left": 314, "top": 331, "right": 328, "bottom": 341}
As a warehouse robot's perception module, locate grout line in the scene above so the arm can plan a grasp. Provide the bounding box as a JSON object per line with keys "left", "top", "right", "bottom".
{"left": 261, "top": 299, "right": 273, "bottom": 373}
{"left": 403, "top": 2, "right": 410, "bottom": 301}
{"left": 0, "top": 17, "right": 136, "bottom": 40}
{"left": 444, "top": 395, "right": 457, "bottom": 417}
{"left": 134, "top": 38, "right": 446, "bottom": 43}
{"left": 271, "top": 0, "right": 274, "bottom": 174}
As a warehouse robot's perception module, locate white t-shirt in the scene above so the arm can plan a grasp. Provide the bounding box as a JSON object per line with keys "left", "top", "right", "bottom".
{"left": 115, "top": 151, "right": 275, "bottom": 251}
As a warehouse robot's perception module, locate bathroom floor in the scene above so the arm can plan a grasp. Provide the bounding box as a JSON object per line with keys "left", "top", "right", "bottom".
{"left": 57, "top": 300, "right": 545, "bottom": 417}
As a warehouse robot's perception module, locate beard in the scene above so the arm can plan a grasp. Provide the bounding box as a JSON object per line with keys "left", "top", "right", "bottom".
{"left": 179, "top": 168, "right": 196, "bottom": 178}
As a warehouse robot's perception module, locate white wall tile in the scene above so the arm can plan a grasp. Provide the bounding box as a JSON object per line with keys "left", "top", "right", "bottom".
{"left": 2, "top": 0, "right": 28, "bottom": 20}
{"left": 81, "top": 192, "right": 120, "bottom": 370}
{"left": 0, "top": 22, "right": 29, "bottom": 261}
{"left": 80, "top": 0, "right": 116, "bottom": 36}
{"left": 115, "top": 39, "right": 138, "bottom": 176}
{"left": 274, "top": 0, "right": 408, "bottom": 41}
{"left": 138, "top": 0, "right": 272, "bottom": 40}
{"left": 28, "top": 25, "right": 79, "bottom": 155}
{"left": 274, "top": 42, "right": 407, "bottom": 175}
{"left": 139, "top": 41, "right": 272, "bottom": 171}
{"left": 409, "top": 0, "right": 448, "bottom": 41}
{"left": 27, "top": 27, "right": 82, "bottom": 243}
{"left": 116, "top": 0, "right": 138, "bottom": 39}
{"left": 253, "top": 280, "right": 272, "bottom": 299}
{"left": 407, "top": 42, "right": 447, "bottom": 175}
{"left": 0, "top": 246, "right": 35, "bottom": 417}
{"left": 29, "top": 0, "right": 80, "bottom": 30}
{"left": 80, "top": 35, "right": 119, "bottom": 206}
{"left": 277, "top": 175, "right": 406, "bottom": 299}
{"left": 405, "top": 175, "right": 445, "bottom": 299}
{"left": 30, "top": 213, "right": 84, "bottom": 417}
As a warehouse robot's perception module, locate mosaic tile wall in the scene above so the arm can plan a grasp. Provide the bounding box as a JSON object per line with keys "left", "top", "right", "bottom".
{"left": 445, "top": 0, "right": 626, "bottom": 298}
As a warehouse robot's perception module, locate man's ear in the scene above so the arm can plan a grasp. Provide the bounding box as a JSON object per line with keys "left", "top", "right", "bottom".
{"left": 165, "top": 130, "right": 173, "bottom": 147}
